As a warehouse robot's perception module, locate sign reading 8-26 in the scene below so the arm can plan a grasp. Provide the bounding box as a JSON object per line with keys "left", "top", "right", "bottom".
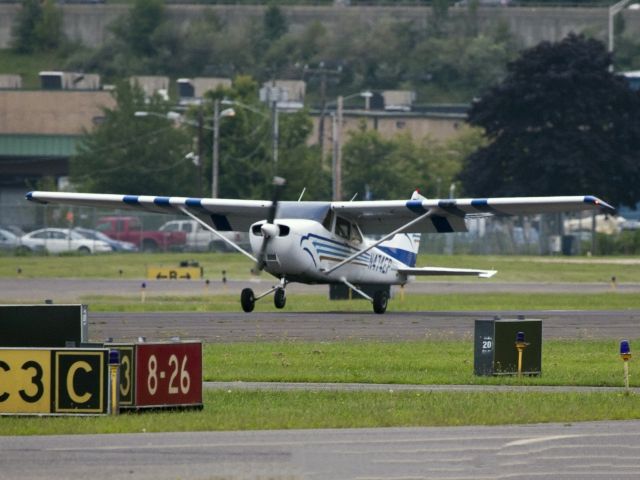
{"left": 0, "top": 349, "right": 108, "bottom": 415}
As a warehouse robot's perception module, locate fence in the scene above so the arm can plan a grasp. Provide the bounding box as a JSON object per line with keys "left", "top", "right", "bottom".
{"left": 0, "top": 200, "right": 612, "bottom": 256}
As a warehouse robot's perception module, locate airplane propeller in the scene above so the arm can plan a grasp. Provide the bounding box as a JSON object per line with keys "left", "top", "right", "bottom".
{"left": 252, "top": 176, "right": 286, "bottom": 274}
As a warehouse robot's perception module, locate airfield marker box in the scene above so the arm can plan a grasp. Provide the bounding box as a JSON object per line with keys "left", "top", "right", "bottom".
{"left": 108, "top": 341, "right": 202, "bottom": 410}
{"left": 0, "top": 304, "right": 88, "bottom": 347}
{"left": 474, "top": 319, "right": 542, "bottom": 376}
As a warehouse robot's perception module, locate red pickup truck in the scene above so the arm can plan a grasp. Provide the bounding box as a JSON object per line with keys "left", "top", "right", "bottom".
{"left": 96, "top": 216, "right": 186, "bottom": 252}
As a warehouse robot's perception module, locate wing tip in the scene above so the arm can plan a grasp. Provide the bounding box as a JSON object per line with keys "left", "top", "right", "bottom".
{"left": 584, "top": 195, "right": 616, "bottom": 215}
{"left": 25, "top": 191, "right": 48, "bottom": 205}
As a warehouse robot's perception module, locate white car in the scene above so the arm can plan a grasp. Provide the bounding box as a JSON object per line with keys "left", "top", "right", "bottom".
{"left": 20, "top": 228, "right": 113, "bottom": 254}
{"left": 159, "top": 220, "right": 249, "bottom": 252}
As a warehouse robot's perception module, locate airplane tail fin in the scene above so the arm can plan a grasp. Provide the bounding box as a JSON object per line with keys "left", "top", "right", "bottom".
{"left": 377, "top": 190, "right": 424, "bottom": 267}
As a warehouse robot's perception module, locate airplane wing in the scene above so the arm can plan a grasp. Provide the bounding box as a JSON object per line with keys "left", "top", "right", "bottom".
{"left": 397, "top": 266, "right": 497, "bottom": 278}
{"left": 332, "top": 195, "right": 616, "bottom": 235}
{"left": 26, "top": 191, "right": 274, "bottom": 232}
{"left": 27, "top": 191, "right": 615, "bottom": 236}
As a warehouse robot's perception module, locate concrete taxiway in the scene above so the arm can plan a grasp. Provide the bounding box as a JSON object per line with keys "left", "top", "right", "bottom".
{"left": 2, "top": 421, "right": 640, "bottom": 480}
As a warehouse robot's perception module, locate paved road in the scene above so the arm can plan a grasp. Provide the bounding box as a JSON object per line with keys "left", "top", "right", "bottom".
{"left": 1, "top": 278, "right": 639, "bottom": 303}
{"left": 86, "top": 309, "right": 640, "bottom": 343}
{"left": 2, "top": 421, "right": 640, "bottom": 480}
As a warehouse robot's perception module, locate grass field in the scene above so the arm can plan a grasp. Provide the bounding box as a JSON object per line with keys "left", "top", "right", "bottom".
{"left": 2, "top": 253, "right": 640, "bottom": 283}
{"left": 1, "top": 390, "right": 639, "bottom": 436}
{"left": 78, "top": 291, "right": 640, "bottom": 312}
{"left": 202, "top": 340, "right": 639, "bottom": 387}
{"left": 2, "top": 253, "right": 639, "bottom": 434}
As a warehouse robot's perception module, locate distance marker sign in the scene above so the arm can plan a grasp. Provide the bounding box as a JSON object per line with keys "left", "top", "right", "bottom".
{"left": 135, "top": 342, "right": 202, "bottom": 408}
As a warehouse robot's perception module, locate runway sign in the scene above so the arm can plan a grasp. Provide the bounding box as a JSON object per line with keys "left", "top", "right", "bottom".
{"left": 109, "top": 341, "right": 202, "bottom": 409}
{"left": 0, "top": 304, "right": 87, "bottom": 347}
{"left": 0, "top": 348, "right": 108, "bottom": 415}
{"left": 146, "top": 266, "right": 203, "bottom": 280}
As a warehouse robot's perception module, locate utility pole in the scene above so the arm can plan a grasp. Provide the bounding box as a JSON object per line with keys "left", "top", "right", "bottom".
{"left": 332, "top": 95, "right": 343, "bottom": 201}
{"left": 197, "top": 109, "right": 204, "bottom": 197}
{"left": 212, "top": 99, "right": 220, "bottom": 198}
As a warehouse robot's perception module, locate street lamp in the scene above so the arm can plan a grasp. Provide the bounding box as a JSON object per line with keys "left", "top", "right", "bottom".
{"left": 134, "top": 107, "right": 235, "bottom": 198}
{"left": 221, "top": 98, "right": 279, "bottom": 172}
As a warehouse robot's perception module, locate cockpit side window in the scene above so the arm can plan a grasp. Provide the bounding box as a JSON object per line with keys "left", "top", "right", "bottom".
{"left": 350, "top": 224, "right": 363, "bottom": 244}
{"left": 335, "top": 216, "right": 350, "bottom": 240}
{"left": 322, "top": 209, "right": 334, "bottom": 231}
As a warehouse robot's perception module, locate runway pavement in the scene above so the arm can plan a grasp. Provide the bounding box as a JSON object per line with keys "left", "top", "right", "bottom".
{"left": 85, "top": 309, "right": 640, "bottom": 343}
{"left": 2, "top": 278, "right": 640, "bottom": 479}
{"left": 2, "top": 421, "right": 640, "bottom": 479}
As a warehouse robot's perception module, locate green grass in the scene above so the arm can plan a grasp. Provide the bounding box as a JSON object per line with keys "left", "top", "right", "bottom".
{"left": 1, "top": 389, "right": 639, "bottom": 436}
{"left": 2, "top": 253, "right": 640, "bottom": 283}
{"left": 203, "top": 340, "right": 639, "bottom": 387}
{"left": 76, "top": 291, "right": 640, "bottom": 312}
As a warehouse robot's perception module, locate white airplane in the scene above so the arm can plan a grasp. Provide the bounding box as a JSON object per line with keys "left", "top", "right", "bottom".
{"left": 26, "top": 184, "right": 615, "bottom": 314}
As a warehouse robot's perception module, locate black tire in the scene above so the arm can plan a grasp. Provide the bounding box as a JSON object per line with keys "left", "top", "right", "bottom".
{"left": 241, "top": 288, "right": 255, "bottom": 313}
{"left": 274, "top": 288, "right": 286, "bottom": 309}
{"left": 78, "top": 246, "right": 91, "bottom": 254}
{"left": 372, "top": 290, "right": 388, "bottom": 314}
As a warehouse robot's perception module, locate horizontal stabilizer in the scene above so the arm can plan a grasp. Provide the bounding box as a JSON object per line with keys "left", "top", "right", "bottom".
{"left": 398, "top": 267, "right": 497, "bottom": 278}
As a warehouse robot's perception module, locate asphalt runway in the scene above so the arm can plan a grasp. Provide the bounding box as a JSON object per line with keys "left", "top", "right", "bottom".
{"left": 3, "top": 421, "right": 640, "bottom": 480}
{"left": 1, "top": 278, "right": 639, "bottom": 341}
{"left": 87, "top": 309, "right": 640, "bottom": 343}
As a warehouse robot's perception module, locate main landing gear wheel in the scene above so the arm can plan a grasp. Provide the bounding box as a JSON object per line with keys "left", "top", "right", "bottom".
{"left": 372, "top": 290, "right": 388, "bottom": 314}
{"left": 274, "top": 288, "right": 286, "bottom": 309}
{"left": 241, "top": 288, "right": 256, "bottom": 312}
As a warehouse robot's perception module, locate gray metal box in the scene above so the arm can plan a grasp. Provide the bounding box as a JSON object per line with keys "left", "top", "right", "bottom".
{"left": 474, "top": 318, "right": 542, "bottom": 376}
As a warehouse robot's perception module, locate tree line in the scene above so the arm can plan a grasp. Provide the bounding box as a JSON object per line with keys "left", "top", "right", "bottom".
{"left": 8, "top": 0, "right": 640, "bottom": 209}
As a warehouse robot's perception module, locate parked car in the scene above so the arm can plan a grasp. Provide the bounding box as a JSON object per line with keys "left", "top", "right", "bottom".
{"left": 73, "top": 227, "right": 138, "bottom": 252}
{"left": 0, "top": 227, "right": 20, "bottom": 252}
{"left": 96, "top": 216, "right": 186, "bottom": 252}
{"left": 19, "top": 228, "right": 113, "bottom": 254}
{"left": 158, "top": 219, "right": 249, "bottom": 252}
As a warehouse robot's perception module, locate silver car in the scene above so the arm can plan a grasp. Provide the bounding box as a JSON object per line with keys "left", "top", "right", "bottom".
{"left": 0, "top": 227, "right": 20, "bottom": 252}
{"left": 20, "top": 228, "right": 113, "bottom": 254}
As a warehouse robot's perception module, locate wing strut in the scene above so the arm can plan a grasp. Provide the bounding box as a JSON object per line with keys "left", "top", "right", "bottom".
{"left": 178, "top": 207, "right": 257, "bottom": 262}
{"left": 324, "top": 209, "right": 434, "bottom": 275}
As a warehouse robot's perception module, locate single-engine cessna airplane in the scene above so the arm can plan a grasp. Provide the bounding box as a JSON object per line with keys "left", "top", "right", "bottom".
{"left": 26, "top": 183, "right": 614, "bottom": 314}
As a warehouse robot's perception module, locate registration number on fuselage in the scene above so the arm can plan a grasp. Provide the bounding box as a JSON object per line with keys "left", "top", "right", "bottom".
{"left": 368, "top": 252, "right": 392, "bottom": 274}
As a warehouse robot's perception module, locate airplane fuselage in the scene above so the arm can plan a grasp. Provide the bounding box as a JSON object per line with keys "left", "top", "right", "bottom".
{"left": 249, "top": 219, "right": 408, "bottom": 285}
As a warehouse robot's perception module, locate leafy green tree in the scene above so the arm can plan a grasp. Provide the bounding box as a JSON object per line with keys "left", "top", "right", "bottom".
{"left": 458, "top": 34, "right": 640, "bottom": 209}
{"left": 342, "top": 129, "right": 429, "bottom": 200}
{"left": 192, "top": 76, "right": 326, "bottom": 200}
{"left": 70, "top": 82, "right": 195, "bottom": 196}
{"left": 11, "top": 0, "right": 64, "bottom": 53}
{"left": 263, "top": 4, "right": 288, "bottom": 42}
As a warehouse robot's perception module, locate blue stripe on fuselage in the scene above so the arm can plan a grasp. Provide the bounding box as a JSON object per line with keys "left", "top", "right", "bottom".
{"left": 377, "top": 246, "right": 417, "bottom": 267}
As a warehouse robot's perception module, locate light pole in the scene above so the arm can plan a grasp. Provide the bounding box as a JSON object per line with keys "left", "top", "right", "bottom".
{"left": 609, "top": 0, "right": 633, "bottom": 70}
{"left": 135, "top": 107, "right": 235, "bottom": 198}
{"left": 329, "top": 91, "right": 373, "bottom": 201}
{"left": 221, "top": 99, "right": 279, "bottom": 173}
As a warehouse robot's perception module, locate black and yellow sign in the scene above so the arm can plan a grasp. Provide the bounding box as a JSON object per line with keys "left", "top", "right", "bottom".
{"left": 110, "top": 345, "right": 135, "bottom": 406}
{"left": 146, "top": 266, "right": 203, "bottom": 280}
{"left": 0, "top": 348, "right": 108, "bottom": 415}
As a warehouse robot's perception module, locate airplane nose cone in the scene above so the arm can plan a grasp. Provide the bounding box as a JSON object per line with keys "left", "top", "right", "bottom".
{"left": 261, "top": 223, "right": 279, "bottom": 238}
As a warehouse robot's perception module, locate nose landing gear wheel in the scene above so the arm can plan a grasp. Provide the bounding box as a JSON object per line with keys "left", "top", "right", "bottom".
{"left": 372, "top": 290, "right": 388, "bottom": 314}
{"left": 274, "top": 288, "right": 286, "bottom": 309}
{"left": 241, "top": 288, "right": 256, "bottom": 312}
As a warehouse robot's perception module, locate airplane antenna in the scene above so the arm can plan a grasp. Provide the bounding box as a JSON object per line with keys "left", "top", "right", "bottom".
{"left": 350, "top": 193, "right": 358, "bottom": 202}
{"left": 297, "top": 187, "right": 306, "bottom": 202}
